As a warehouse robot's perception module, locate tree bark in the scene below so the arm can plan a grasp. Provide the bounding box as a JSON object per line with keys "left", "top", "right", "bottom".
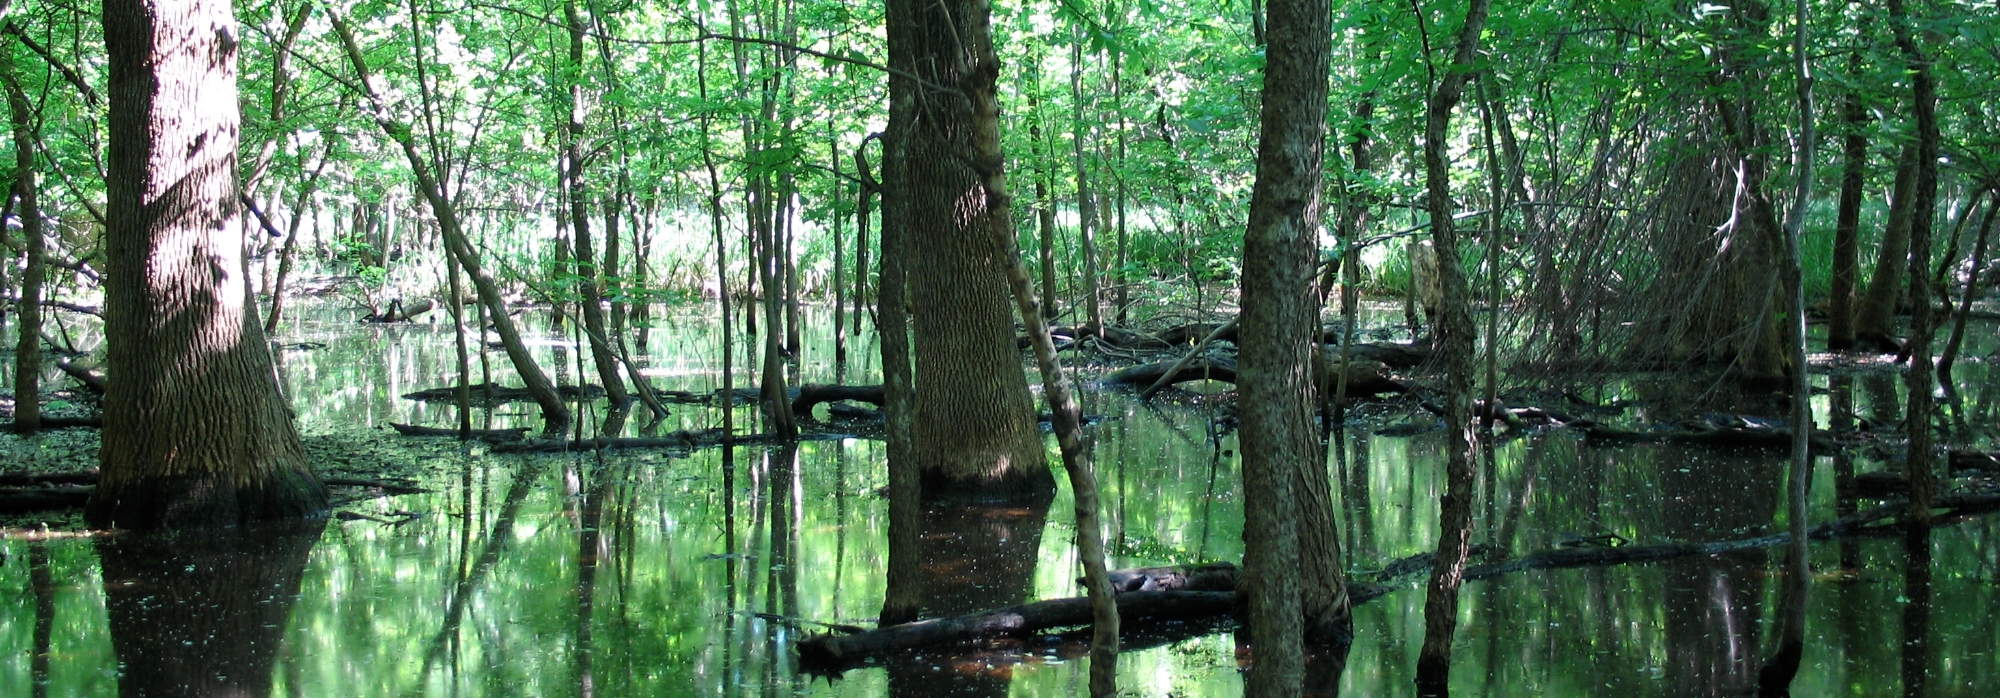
{"left": 4, "top": 46, "right": 44, "bottom": 435}
{"left": 885, "top": 0, "right": 1052, "bottom": 502}
{"left": 1854, "top": 147, "right": 1919, "bottom": 348}
{"left": 92, "top": 0, "right": 329, "bottom": 528}
{"left": 563, "top": 0, "right": 630, "bottom": 409}
{"left": 1826, "top": 42, "right": 1870, "bottom": 350}
{"left": 1415, "top": 0, "right": 1493, "bottom": 694}
{"left": 1887, "top": 0, "right": 1938, "bottom": 530}
{"left": 1070, "top": 39, "right": 1104, "bottom": 335}
{"left": 1238, "top": 0, "right": 1339, "bottom": 693}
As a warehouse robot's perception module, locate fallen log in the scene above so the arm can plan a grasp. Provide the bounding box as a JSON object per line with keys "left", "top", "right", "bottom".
{"left": 790, "top": 384, "right": 885, "bottom": 420}
{"left": 1100, "top": 357, "right": 1238, "bottom": 389}
{"left": 799, "top": 491, "right": 2000, "bottom": 668}
{"left": 1579, "top": 421, "right": 1838, "bottom": 453}
{"left": 323, "top": 477, "right": 429, "bottom": 496}
{"left": 401, "top": 382, "right": 604, "bottom": 403}
{"left": 0, "top": 470, "right": 99, "bottom": 487}
{"left": 0, "top": 415, "right": 100, "bottom": 430}
{"left": 56, "top": 361, "right": 106, "bottom": 393}
{"left": 1102, "top": 561, "right": 1240, "bottom": 592}
{"left": 487, "top": 429, "right": 842, "bottom": 454}
{"left": 0, "top": 486, "right": 92, "bottom": 514}
{"left": 366, "top": 298, "right": 436, "bottom": 323}
{"left": 389, "top": 422, "right": 530, "bottom": 443}
{"left": 1950, "top": 449, "right": 2000, "bottom": 473}
{"left": 1339, "top": 341, "right": 1430, "bottom": 368}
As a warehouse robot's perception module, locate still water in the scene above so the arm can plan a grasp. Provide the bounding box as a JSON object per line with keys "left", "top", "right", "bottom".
{"left": 3, "top": 301, "right": 1997, "bottom": 696}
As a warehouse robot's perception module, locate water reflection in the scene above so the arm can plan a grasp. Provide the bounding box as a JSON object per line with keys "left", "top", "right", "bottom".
{"left": 4, "top": 304, "right": 1999, "bottom": 696}
{"left": 96, "top": 521, "right": 326, "bottom": 697}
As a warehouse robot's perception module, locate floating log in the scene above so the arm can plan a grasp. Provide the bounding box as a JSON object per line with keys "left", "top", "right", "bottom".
{"left": 389, "top": 423, "right": 531, "bottom": 443}
{"left": 790, "top": 384, "right": 885, "bottom": 420}
{"left": 800, "top": 492, "right": 2000, "bottom": 668}
{"left": 1579, "top": 421, "right": 1838, "bottom": 452}
{"left": 400, "top": 382, "right": 603, "bottom": 403}
{"left": 366, "top": 298, "right": 436, "bottom": 323}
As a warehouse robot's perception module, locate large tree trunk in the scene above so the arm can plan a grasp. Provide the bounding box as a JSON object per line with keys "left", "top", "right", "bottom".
{"left": 885, "top": 0, "right": 1051, "bottom": 502}
{"left": 1238, "top": 0, "right": 1339, "bottom": 693}
{"left": 4, "top": 49, "right": 44, "bottom": 435}
{"left": 1415, "top": 0, "right": 1492, "bottom": 695}
{"left": 92, "top": 0, "right": 329, "bottom": 529}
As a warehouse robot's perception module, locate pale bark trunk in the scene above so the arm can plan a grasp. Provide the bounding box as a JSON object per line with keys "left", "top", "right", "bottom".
{"left": 93, "top": 0, "right": 329, "bottom": 528}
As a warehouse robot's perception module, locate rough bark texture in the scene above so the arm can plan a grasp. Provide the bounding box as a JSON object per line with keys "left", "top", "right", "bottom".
{"left": 92, "top": 0, "right": 329, "bottom": 529}
{"left": 564, "top": 0, "right": 629, "bottom": 410}
{"left": 4, "top": 48, "right": 44, "bottom": 435}
{"left": 885, "top": 0, "right": 1051, "bottom": 502}
{"left": 1237, "top": 0, "right": 1335, "bottom": 693}
{"left": 1416, "top": 1, "right": 1492, "bottom": 695}
{"left": 97, "top": 521, "right": 325, "bottom": 696}
{"left": 1886, "top": 0, "right": 1937, "bottom": 529}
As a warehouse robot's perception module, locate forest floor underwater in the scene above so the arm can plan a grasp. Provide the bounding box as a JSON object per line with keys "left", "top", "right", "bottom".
{"left": 3, "top": 296, "right": 1999, "bottom": 696}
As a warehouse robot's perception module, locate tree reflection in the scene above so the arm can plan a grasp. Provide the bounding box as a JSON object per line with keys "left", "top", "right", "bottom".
{"left": 96, "top": 520, "right": 326, "bottom": 697}
{"left": 882, "top": 491, "right": 1051, "bottom": 698}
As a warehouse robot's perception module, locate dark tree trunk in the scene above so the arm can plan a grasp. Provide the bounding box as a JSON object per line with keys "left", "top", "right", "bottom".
{"left": 885, "top": 0, "right": 1051, "bottom": 502}
{"left": 1415, "top": 0, "right": 1493, "bottom": 694}
{"left": 97, "top": 522, "right": 326, "bottom": 697}
{"left": 1854, "top": 148, "right": 1919, "bottom": 348}
{"left": 93, "top": 0, "right": 329, "bottom": 528}
{"left": 564, "top": 0, "right": 629, "bottom": 409}
{"left": 1887, "top": 0, "right": 1938, "bottom": 529}
{"left": 1238, "top": 0, "right": 1339, "bottom": 693}
{"left": 1826, "top": 44, "right": 1870, "bottom": 350}
{"left": 4, "top": 49, "right": 44, "bottom": 435}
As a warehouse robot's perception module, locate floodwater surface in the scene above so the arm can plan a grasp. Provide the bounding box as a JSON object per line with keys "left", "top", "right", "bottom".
{"left": 3, "top": 301, "right": 1997, "bottom": 696}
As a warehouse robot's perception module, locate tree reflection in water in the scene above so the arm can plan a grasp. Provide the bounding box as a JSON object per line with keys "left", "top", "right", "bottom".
{"left": 96, "top": 520, "right": 326, "bottom": 697}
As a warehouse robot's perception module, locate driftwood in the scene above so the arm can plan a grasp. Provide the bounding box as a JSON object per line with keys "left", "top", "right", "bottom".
{"left": 790, "top": 384, "right": 885, "bottom": 420}
{"left": 799, "top": 492, "right": 2000, "bottom": 668}
{"left": 56, "top": 361, "right": 106, "bottom": 393}
{"left": 389, "top": 422, "right": 530, "bottom": 443}
{"left": 401, "top": 382, "right": 603, "bottom": 403}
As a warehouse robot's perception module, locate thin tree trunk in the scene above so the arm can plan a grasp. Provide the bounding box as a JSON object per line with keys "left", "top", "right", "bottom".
{"left": 4, "top": 48, "right": 44, "bottom": 435}
{"left": 330, "top": 11, "right": 570, "bottom": 434}
{"left": 1854, "top": 148, "right": 1919, "bottom": 347}
{"left": 854, "top": 134, "right": 880, "bottom": 337}
{"left": 1759, "top": 0, "right": 1816, "bottom": 689}
{"left": 832, "top": 127, "right": 847, "bottom": 364}
{"left": 1827, "top": 42, "right": 1870, "bottom": 350}
{"left": 1070, "top": 39, "right": 1103, "bottom": 336}
{"left": 696, "top": 23, "right": 731, "bottom": 449}
{"left": 1415, "top": 0, "right": 1493, "bottom": 694}
{"left": 1887, "top": 0, "right": 1939, "bottom": 530}
{"left": 1028, "top": 69, "right": 1060, "bottom": 321}
{"left": 1112, "top": 52, "right": 1130, "bottom": 327}
{"left": 564, "top": 0, "right": 629, "bottom": 409}
{"left": 264, "top": 142, "right": 330, "bottom": 334}
{"left": 93, "top": 0, "right": 329, "bottom": 528}
{"left": 1939, "top": 196, "right": 1997, "bottom": 380}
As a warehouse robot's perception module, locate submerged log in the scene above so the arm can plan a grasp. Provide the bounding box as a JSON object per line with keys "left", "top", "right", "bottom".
{"left": 790, "top": 384, "right": 885, "bottom": 420}
{"left": 389, "top": 423, "right": 530, "bottom": 443}
{"left": 0, "top": 474, "right": 426, "bottom": 512}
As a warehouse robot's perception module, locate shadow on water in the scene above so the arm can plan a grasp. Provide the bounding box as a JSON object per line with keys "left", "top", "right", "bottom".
{"left": 5, "top": 302, "right": 2000, "bottom": 696}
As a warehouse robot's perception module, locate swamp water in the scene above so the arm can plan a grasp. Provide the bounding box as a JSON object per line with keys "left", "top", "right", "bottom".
{"left": 3, "top": 301, "right": 1998, "bottom": 697}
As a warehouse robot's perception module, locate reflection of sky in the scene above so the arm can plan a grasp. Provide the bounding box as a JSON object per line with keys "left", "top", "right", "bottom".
{"left": 1, "top": 302, "right": 1997, "bottom": 695}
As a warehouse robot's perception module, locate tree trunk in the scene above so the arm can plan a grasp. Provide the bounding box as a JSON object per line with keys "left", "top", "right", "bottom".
{"left": 92, "top": 0, "right": 329, "bottom": 528}
{"left": 1887, "top": 0, "right": 1938, "bottom": 529}
{"left": 1939, "top": 197, "right": 1997, "bottom": 379}
{"left": 1070, "top": 39, "right": 1104, "bottom": 336}
{"left": 1826, "top": 44, "right": 1870, "bottom": 350}
{"left": 329, "top": 11, "right": 570, "bottom": 434}
{"left": 564, "top": 0, "right": 629, "bottom": 409}
{"left": 1028, "top": 75, "right": 1061, "bottom": 321}
{"left": 4, "top": 48, "right": 44, "bottom": 435}
{"left": 1854, "top": 147, "right": 1919, "bottom": 348}
{"left": 1238, "top": 0, "right": 1338, "bottom": 693}
{"left": 1415, "top": 0, "right": 1493, "bottom": 695}
{"left": 264, "top": 141, "right": 330, "bottom": 334}
{"left": 885, "top": 0, "right": 1052, "bottom": 502}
